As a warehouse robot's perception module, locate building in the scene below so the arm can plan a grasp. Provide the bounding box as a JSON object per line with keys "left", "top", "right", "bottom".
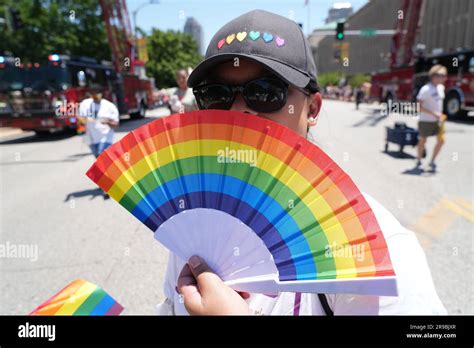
{"left": 418, "top": 0, "right": 473, "bottom": 54}
{"left": 311, "top": 0, "right": 474, "bottom": 76}
{"left": 325, "top": 2, "right": 353, "bottom": 23}
{"left": 184, "top": 17, "right": 203, "bottom": 54}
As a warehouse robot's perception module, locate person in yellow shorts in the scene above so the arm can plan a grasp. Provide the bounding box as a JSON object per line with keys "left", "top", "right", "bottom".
{"left": 416, "top": 65, "right": 447, "bottom": 171}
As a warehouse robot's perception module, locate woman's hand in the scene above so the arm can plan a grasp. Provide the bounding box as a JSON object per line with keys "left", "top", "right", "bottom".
{"left": 177, "top": 255, "right": 251, "bottom": 315}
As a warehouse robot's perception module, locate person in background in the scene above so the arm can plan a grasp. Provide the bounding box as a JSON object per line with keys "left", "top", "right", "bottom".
{"left": 343, "top": 84, "right": 352, "bottom": 102}
{"left": 79, "top": 87, "right": 119, "bottom": 158}
{"left": 157, "top": 68, "right": 198, "bottom": 113}
{"left": 355, "top": 87, "right": 364, "bottom": 110}
{"left": 416, "top": 65, "right": 447, "bottom": 171}
{"left": 79, "top": 87, "right": 119, "bottom": 198}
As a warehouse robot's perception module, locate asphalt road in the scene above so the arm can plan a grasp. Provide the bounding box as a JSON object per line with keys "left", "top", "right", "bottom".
{"left": 0, "top": 101, "right": 473, "bottom": 314}
{"left": 313, "top": 100, "right": 474, "bottom": 314}
{"left": 0, "top": 108, "right": 172, "bottom": 315}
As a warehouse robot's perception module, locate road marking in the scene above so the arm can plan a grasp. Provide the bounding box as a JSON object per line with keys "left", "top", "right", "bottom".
{"left": 410, "top": 196, "right": 474, "bottom": 248}
{"left": 444, "top": 198, "right": 474, "bottom": 223}
{"left": 453, "top": 197, "right": 474, "bottom": 213}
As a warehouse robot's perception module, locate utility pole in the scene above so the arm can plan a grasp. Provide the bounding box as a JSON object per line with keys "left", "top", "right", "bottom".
{"left": 132, "top": 0, "right": 160, "bottom": 38}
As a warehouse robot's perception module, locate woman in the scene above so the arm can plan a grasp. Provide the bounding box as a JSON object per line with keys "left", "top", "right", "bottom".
{"left": 158, "top": 68, "right": 198, "bottom": 113}
{"left": 157, "top": 10, "right": 446, "bottom": 316}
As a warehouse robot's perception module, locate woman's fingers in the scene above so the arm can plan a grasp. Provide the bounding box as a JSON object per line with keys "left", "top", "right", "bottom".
{"left": 177, "top": 255, "right": 251, "bottom": 315}
{"left": 177, "top": 263, "right": 203, "bottom": 314}
{"left": 187, "top": 255, "right": 222, "bottom": 294}
{"left": 177, "top": 263, "right": 197, "bottom": 290}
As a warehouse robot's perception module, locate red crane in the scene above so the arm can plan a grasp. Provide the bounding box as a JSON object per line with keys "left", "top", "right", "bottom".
{"left": 99, "top": 0, "right": 136, "bottom": 74}
{"left": 390, "top": 0, "right": 425, "bottom": 68}
{"left": 97, "top": 0, "right": 154, "bottom": 118}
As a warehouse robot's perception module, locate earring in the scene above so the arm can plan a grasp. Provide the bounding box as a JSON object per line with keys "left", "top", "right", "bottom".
{"left": 308, "top": 115, "right": 318, "bottom": 126}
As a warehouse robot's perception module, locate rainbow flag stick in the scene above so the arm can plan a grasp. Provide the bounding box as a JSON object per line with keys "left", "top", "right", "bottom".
{"left": 30, "top": 279, "right": 124, "bottom": 316}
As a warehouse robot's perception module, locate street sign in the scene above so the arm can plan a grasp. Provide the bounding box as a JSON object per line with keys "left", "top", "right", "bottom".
{"left": 309, "top": 29, "right": 396, "bottom": 37}
{"left": 360, "top": 28, "right": 376, "bottom": 37}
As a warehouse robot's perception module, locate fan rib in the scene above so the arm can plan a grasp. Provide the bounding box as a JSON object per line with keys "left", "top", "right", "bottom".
{"left": 163, "top": 121, "right": 191, "bottom": 212}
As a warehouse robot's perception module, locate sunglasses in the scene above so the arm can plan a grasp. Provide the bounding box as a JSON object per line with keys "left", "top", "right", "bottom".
{"left": 193, "top": 77, "right": 311, "bottom": 113}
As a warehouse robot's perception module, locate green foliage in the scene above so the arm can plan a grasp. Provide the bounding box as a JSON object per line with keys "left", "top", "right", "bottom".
{"left": 348, "top": 73, "right": 371, "bottom": 88}
{"left": 144, "top": 28, "right": 203, "bottom": 88}
{"left": 0, "top": 0, "right": 110, "bottom": 63}
{"left": 0, "top": 1, "right": 203, "bottom": 87}
{"left": 317, "top": 72, "right": 371, "bottom": 88}
{"left": 317, "top": 71, "right": 345, "bottom": 87}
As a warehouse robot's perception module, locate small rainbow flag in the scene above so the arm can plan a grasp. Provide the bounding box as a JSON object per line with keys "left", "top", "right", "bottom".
{"left": 30, "top": 279, "right": 124, "bottom": 316}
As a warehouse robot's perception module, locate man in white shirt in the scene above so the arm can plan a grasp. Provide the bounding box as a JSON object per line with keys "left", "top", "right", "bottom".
{"left": 79, "top": 88, "right": 120, "bottom": 158}
{"left": 416, "top": 65, "right": 447, "bottom": 171}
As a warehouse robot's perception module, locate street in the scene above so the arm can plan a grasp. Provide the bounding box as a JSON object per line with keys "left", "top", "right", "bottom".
{"left": 1, "top": 101, "right": 473, "bottom": 315}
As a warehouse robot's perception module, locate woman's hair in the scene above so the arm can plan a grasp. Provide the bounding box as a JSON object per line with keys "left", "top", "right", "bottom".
{"left": 429, "top": 64, "right": 447, "bottom": 77}
{"left": 176, "top": 69, "right": 189, "bottom": 77}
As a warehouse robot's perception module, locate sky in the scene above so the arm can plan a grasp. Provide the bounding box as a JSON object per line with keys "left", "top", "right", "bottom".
{"left": 126, "top": 0, "right": 368, "bottom": 52}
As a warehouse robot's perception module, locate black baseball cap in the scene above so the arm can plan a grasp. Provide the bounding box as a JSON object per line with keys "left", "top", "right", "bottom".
{"left": 188, "top": 10, "right": 318, "bottom": 93}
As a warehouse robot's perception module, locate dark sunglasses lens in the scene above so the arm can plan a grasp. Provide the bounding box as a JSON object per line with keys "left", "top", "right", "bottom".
{"left": 194, "top": 85, "right": 233, "bottom": 110}
{"left": 244, "top": 79, "right": 287, "bottom": 112}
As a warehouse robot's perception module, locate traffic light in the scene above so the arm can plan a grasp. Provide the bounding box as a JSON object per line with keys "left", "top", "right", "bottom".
{"left": 336, "top": 22, "right": 345, "bottom": 41}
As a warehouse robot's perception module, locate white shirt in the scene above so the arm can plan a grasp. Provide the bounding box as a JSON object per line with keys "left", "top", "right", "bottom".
{"left": 164, "top": 87, "right": 197, "bottom": 113}
{"left": 416, "top": 83, "right": 445, "bottom": 122}
{"left": 79, "top": 98, "right": 119, "bottom": 144}
{"left": 156, "top": 192, "right": 447, "bottom": 315}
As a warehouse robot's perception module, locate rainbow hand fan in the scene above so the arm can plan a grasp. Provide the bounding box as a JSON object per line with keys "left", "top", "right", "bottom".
{"left": 86, "top": 110, "right": 397, "bottom": 296}
{"left": 30, "top": 279, "right": 124, "bottom": 315}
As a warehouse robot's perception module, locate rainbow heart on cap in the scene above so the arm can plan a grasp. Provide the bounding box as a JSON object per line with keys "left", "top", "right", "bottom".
{"left": 249, "top": 31, "right": 260, "bottom": 41}
{"left": 275, "top": 36, "right": 285, "bottom": 47}
{"left": 217, "top": 38, "right": 225, "bottom": 49}
{"left": 236, "top": 31, "right": 247, "bottom": 42}
{"left": 262, "top": 32, "right": 273, "bottom": 43}
{"left": 226, "top": 34, "right": 236, "bottom": 44}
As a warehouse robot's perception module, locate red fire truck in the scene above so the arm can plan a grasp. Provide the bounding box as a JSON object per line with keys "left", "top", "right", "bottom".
{"left": 370, "top": 50, "right": 474, "bottom": 119}
{"left": 369, "top": 66, "right": 414, "bottom": 105}
{"left": 0, "top": 0, "right": 154, "bottom": 134}
{"left": 369, "top": 0, "right": 473, "bottom": 119}
{"left": 0, "top": 53, "right": 152, "bottom": 134}
{"left": 414, "top": 50, "right": 474, "bottom": 119}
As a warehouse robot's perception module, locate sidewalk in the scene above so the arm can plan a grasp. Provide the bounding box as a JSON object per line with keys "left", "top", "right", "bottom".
{"left": 0, "top": 127, "right": 25, "bottom": 140}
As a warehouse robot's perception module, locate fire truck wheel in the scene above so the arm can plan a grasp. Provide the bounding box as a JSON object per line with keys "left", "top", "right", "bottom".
{"left": 444, "top": 91, "right": 462, "bottom": 119}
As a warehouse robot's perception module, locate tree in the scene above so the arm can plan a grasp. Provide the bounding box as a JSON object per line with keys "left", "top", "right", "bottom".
{"left": 144, "top": 28, "right": 203, "bottom": 88}
{"left": 348, "top": 73, "right": 371, "bottom": 88}
{"left": 0, "top": 0, "right": 110, "bottom": 63}
{"left": 317, "top": 71, "right": 345, "bottom": 87}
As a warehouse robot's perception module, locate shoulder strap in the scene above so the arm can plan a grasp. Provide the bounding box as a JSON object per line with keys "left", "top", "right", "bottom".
{"left": 318, "top": 293, "right": 334, "bottom": 316}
